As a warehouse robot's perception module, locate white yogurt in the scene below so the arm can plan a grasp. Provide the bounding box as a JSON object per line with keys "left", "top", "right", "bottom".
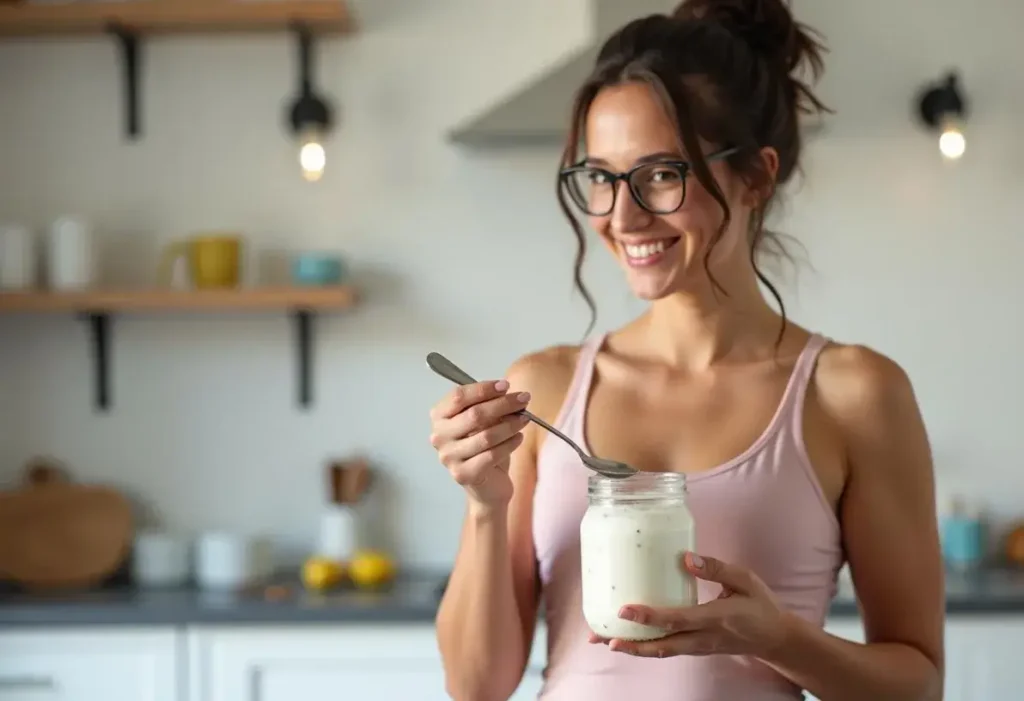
{"left": 580, "top": 473, "right": 697, "bottom": 641}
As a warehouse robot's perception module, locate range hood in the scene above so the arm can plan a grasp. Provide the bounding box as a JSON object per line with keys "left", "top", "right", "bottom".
{"left": 448, "top": 0, "right": 828, "bottom": 147}
{"left": 448, "top": 0, "right": 677, "bottom": 147}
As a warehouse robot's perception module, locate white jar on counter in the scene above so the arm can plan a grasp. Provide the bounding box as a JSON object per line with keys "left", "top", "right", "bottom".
{"left": 317, "top": 504, "right": 358, "bottom": 562}
{"left": 132, "top": 530, "right": 190, "bottom": 589}
{"left": 580, "top": 471, "right": 697, "bottom": 641}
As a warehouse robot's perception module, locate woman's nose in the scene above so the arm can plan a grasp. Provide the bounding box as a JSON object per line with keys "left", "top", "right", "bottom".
{"left": 610, "top": 181, "right": 653, "bottom": 233}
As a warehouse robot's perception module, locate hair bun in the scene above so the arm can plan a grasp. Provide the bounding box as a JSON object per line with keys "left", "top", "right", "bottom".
{"left": 673, "top": 0, "right": 823, "bottom": 77}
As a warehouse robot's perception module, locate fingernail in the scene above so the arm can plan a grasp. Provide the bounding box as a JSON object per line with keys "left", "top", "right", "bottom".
{"left": 494, "top": 380, "right": 509, "bottom": 392}
{"left": 689, "top": 553, "right": 705, "bottom": 569}
{"left": 618, "top": 607, "right": 636, "bottom": 621}
{"left": 516, "top": 392, "right": 531, "bottom": 403}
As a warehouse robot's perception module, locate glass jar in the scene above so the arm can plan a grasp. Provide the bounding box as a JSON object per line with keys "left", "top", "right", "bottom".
{"left": 579, "top": 471, "right": 697, "bottom": 641}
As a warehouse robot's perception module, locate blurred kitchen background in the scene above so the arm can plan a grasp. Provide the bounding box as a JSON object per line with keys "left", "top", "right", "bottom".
{"left": 0, "top": 0, "right": 1022, "bottom": 699}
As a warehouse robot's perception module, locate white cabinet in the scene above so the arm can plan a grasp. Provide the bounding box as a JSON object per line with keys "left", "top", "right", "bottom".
{"left": 187, "top": 623, "right": 547, "bottom": 701}
{"left": 0, "top": 628, "right": 180, "bottom": 701}
{"left": 1, "top": 616, "right": 1021, "bottom": 701}
{"left": 810, "top": 616, "right": 1024, "bottom": 701}
{"left": 944, "top": 618, "right": 1024, "bottom": 700}
{"left": 188, "top": 625, "right": 447, "bottom": 701}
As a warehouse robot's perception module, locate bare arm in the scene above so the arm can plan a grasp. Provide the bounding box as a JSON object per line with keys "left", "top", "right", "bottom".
{"left": 435, "top": 354, "right": 557, "bottom": 701}
{"left": 763, "top": 347, "right": 945, "bottom": 701}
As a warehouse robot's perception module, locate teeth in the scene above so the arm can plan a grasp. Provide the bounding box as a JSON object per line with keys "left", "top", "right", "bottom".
{"left": 624, "top": 240, "right": 667, "bottom": 259}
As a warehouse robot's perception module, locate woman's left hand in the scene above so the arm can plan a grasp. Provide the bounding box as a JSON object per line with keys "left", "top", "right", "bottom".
{"left": 590, "top": 552, "right": 793, "bottom": 659}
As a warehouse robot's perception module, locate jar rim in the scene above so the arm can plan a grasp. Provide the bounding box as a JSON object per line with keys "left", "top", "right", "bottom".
{"left": 587, "top": 471, "right": 686, "bottom": 498}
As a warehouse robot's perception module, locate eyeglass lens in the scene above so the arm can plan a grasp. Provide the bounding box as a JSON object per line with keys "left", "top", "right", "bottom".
{"left": 565, "top": 163, "right": 687, "bottom": 216}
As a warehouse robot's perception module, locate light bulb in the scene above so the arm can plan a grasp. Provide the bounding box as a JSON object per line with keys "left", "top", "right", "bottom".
{"left": 938, "top": 117, "right": 965, "bottom": 160}
{"left": 298, "top": 128, "right": 326, "bottom": 182}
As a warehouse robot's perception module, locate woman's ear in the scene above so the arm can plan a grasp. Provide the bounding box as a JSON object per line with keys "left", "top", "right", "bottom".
{"left": 743, "top": 146, "right": 780, "bottom": 208}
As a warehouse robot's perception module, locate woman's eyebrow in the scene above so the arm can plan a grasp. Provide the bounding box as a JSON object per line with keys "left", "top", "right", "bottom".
{"left": 583, "top": 151, "right": 685, "bottom": 167}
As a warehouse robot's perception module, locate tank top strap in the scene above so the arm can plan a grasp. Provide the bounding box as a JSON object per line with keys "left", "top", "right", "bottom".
{"left": 551, "top": 333, "right": 606, "bottom": 431}
{"left": 779, "top": 333, "right": 830, "bottom": 431}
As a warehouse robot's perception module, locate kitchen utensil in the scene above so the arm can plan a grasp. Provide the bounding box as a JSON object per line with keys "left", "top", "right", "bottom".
{"left": 425, "top": 352, "right": 637, "bottom": 479}
{"left": 159, "top": 233, "right": 242, "bottom": 289}
{"left": 318, "top": 458, "right": 374, "bottom": 562}
{"left": 0, "top": 459, "right": 133, "bottom": 591}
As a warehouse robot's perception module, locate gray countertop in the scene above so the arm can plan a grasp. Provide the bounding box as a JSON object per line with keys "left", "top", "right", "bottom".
{"left": 0, "top": 569, "right": 1022, "bottom": 629}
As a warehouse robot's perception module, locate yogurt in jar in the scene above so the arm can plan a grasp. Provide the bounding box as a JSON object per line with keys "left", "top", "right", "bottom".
{"left": 580, "top": 471, "right": 697, "bottom": 641}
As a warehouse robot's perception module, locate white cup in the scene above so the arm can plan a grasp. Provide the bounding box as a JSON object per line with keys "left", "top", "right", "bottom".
{"left": 132, "top": 531, "right": 191, "bottom": 588}
{"left": 47, "top": 216, "right": 95, "bottom": 290}
{"left": 0, "top": 223, "right": 37, "bottom": 290}
{"left": 194, "top": 532, "right": 269, "bottom": 591}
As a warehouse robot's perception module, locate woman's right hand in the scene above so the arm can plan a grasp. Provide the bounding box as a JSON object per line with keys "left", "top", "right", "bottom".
{"left": 429, "top": 379, "right": 532, "bottom": 509}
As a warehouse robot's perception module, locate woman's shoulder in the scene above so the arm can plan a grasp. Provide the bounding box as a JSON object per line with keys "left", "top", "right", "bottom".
{"left": 813, "top": 339, "right": 921, "bottom": 444}
{"left": 505, "top": 343, "right": 587, "bottom": 421}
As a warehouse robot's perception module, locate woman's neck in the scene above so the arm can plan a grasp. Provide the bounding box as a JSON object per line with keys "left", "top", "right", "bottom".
{"left": 635, "top": 280, "right": 783, "bottom": 372}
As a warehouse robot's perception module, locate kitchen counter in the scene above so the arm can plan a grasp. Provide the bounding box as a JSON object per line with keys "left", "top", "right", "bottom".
{"left": 0, "top": 569, "right": 1021, "bottom": 628}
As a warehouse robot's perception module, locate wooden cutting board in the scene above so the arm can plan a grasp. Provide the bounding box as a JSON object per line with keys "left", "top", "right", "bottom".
{"left": 0, "top": 461, "right": 133, "bottom": 591}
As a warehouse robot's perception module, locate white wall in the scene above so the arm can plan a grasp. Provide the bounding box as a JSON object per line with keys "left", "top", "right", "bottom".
{"left": 0, "top": 0, "right": 1021, "bottom": 569}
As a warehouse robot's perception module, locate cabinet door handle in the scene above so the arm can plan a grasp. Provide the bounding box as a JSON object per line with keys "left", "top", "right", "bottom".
{"left": 0, "top": 676, "right": 54, "bottom": 689}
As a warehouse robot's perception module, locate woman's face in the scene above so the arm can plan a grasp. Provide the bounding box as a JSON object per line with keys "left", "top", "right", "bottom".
{"left": 582, "top": 81, "right": 756, "bottom": 301}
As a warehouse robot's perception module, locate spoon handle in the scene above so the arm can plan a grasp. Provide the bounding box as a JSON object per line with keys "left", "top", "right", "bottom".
{"left": 426, "top": 352, "right": 588, "bottom": 459}
{"left": 520, "top": 409, "right": 587, "bottom": 459}
{"left": 426, "top": 352, "right": 478, "bottom": 385}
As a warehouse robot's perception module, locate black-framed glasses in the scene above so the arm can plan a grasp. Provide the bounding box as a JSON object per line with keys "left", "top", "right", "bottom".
{"left": 559, "top": 146, "right": 739, "bottom": 217}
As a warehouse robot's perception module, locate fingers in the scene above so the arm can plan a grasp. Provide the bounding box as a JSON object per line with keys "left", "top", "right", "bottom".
{"left": 587, "top": 629, "right": 721, "bottom": 657}
{"left": 617, "top": 599, "right": 734, "bottom": 634}
{"left": 439, "top": 413, "right": 531, "bottom": 464}
{"left": 448, "top": 432, "right": 525, "bottom": 486}
{"left": 431, "top": 380, "right": 511, "bottom": 421}
{"left": 607, "top": 631, "right": 721, "bottom": 658}
{"left": 679, "top": 552, "right": 758, "bottom": 596}
{"left": 433, "top": 391, "right": 532, "bottom": 443}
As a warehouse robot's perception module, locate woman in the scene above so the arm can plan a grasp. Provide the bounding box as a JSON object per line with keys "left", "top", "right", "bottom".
{"left": 431, "top": 0, "right": 944, "bottom": 699}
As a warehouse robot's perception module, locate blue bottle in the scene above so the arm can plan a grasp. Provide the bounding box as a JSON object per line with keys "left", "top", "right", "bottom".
{"left": 940, "top": 497, "right": 985, "bottom": 572}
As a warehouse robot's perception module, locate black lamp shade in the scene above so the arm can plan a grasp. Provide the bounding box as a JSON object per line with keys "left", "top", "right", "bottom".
{"left": 918, "top": 73, "right": 967, "bottom": 129}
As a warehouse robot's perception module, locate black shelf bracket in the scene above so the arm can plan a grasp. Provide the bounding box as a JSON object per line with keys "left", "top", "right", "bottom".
{"left": 293, "top": 309, "right": 314, "bottom": 409}
{"left": 82, "top": 313, "right": 112, "bottom": 412}
{"left": 70, "top": 309, "right": 328, "bottom": 413}
{"left": 108, "top": 24, "right": 143, "bottom": 140}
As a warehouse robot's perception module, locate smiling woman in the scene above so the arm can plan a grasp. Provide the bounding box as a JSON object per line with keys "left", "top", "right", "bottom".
{"left": 432, "top": 1, "right": 945, "bottom": 700}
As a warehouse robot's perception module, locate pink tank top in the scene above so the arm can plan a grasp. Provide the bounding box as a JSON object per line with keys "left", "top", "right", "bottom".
{"left": 531, "top": 333, "right": 843, "bottom": 701}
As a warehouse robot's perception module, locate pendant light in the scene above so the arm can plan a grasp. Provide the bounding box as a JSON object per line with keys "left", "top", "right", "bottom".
{"left": 287, "top": 23, "right": 335, "bottom": 182}
{"left": 917, "top": 72, "right": 968, "bottom": 161}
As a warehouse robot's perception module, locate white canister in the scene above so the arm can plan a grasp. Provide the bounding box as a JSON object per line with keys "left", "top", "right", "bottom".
{"left": 317, "top": 504, "right": 359, "bottom": 562}
{"left": 0, "top": 223, "right": 37, "bottom": 290}
{"left": 132, "top": 531, "right": 190, "bottom": 589}
{"left": 47, "top": 216, "right": 96, "bottom": 290}
{"left": 194, "top": 532, "right": 268, "bottom": 591}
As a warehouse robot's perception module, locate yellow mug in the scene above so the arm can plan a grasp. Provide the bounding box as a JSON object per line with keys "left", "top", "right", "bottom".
{"left": 159, "top": 234, "right": 242, "bottom": 289}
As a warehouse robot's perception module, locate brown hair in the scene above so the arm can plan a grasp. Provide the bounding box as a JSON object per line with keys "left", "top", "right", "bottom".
{"left": 557, "top": 0, "right": 830, "bottom": 339}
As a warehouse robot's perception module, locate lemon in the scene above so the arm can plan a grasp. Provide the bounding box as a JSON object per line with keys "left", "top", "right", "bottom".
{"left": 301, "top": 557, "right": 345, "bottom": 591}
{"left": 348, "top": 550, "right": 396, "bottom": 589}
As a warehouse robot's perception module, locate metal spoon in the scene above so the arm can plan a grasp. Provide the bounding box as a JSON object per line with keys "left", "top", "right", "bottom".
{"left": 426, "top": 352, "right": 638, "bottom": 480}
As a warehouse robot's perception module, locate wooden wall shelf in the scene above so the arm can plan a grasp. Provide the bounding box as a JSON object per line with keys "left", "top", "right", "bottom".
{"left": 0, "top": 286, "right": 356, "bottom": 313}
{"left": 0, "top": 0, "right": 353, "bottom": 138}
{"left": 0, "top": 1, "right": 354, "bottom": 37}
{"left": 0, "top": 286, "right": 358, "bottom": 413}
